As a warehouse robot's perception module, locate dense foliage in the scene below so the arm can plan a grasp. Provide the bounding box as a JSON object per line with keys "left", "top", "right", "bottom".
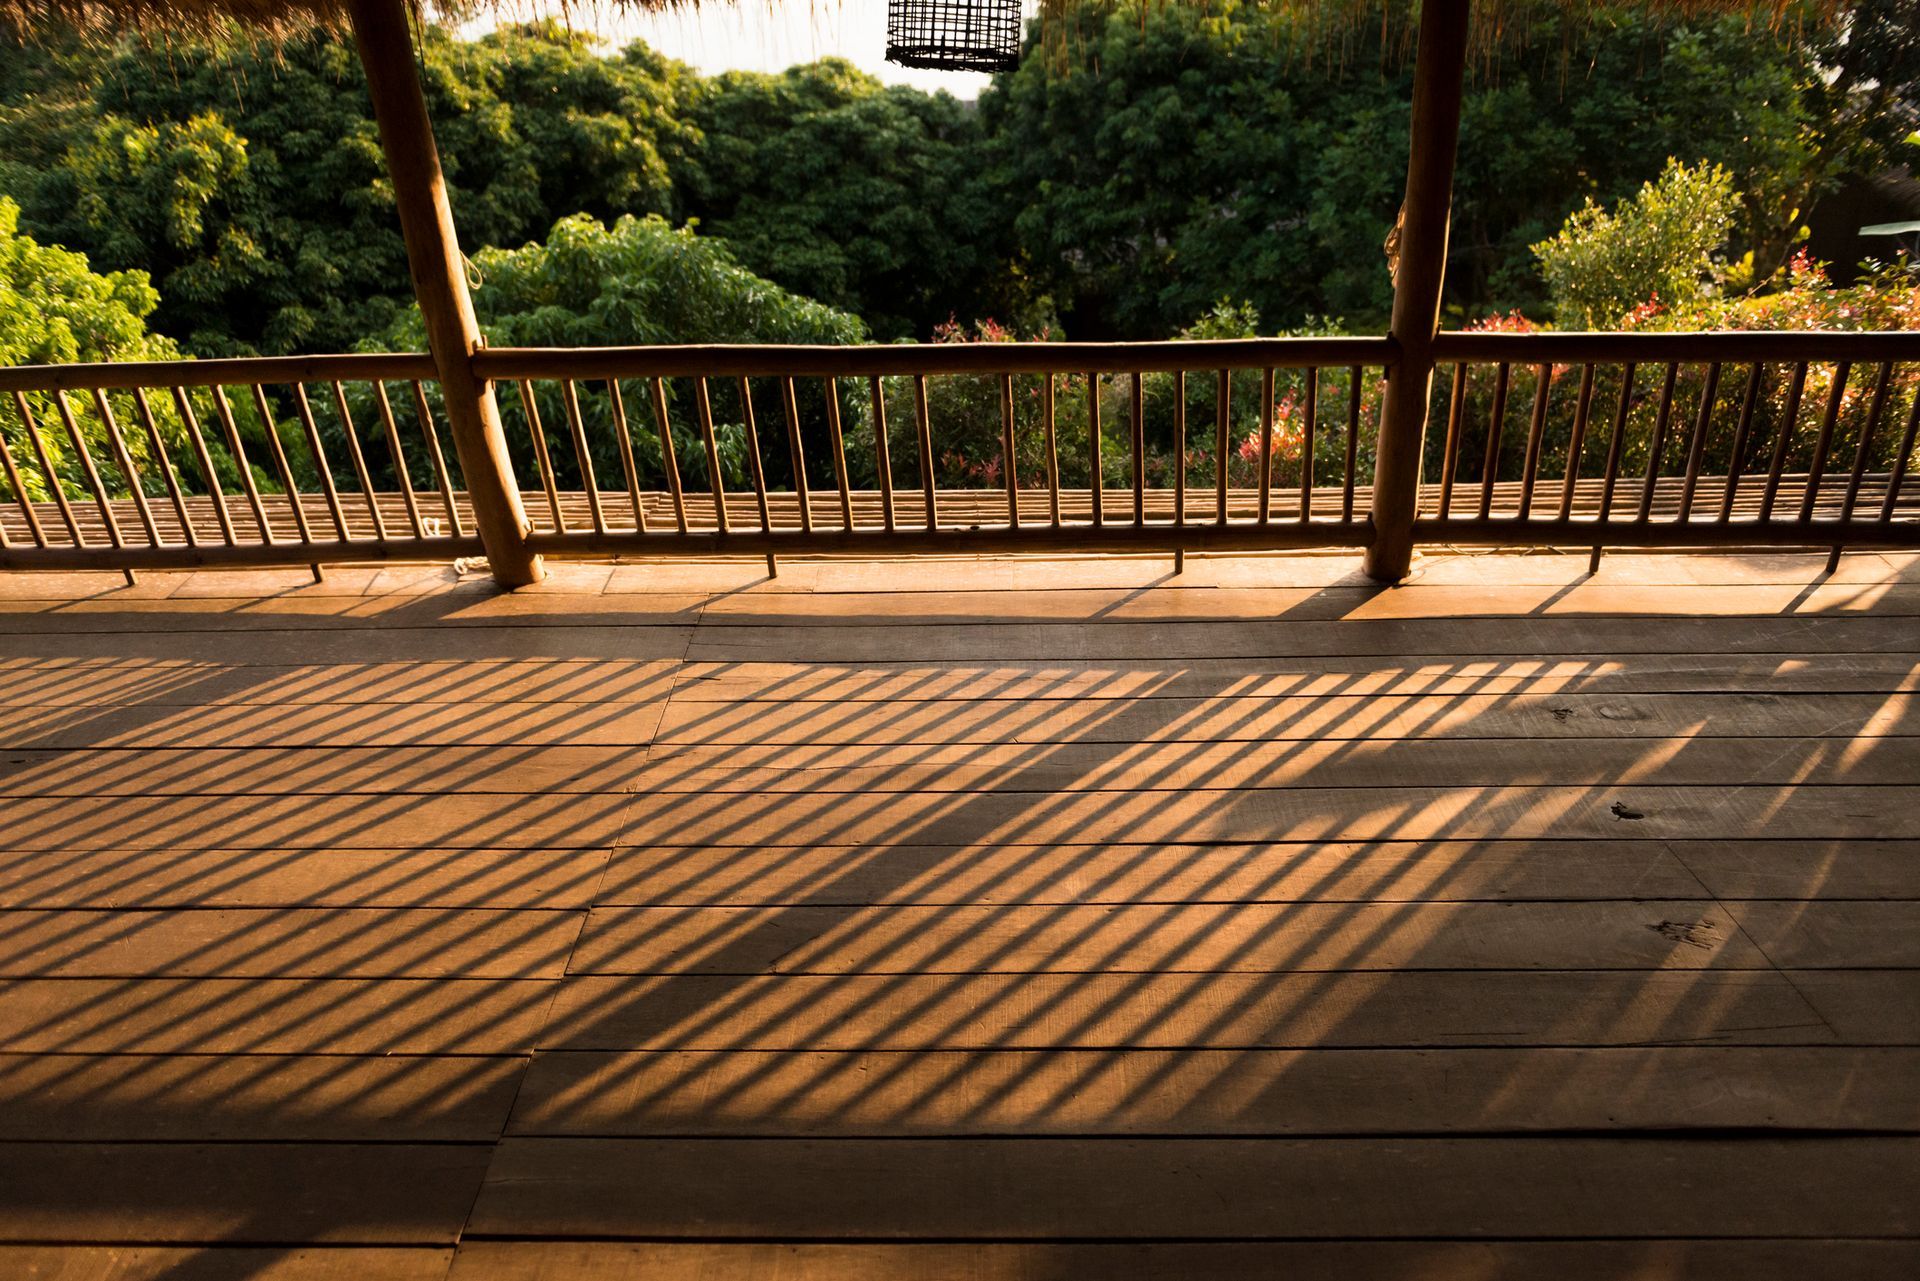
{"left": 4, "top": 2, "right": 1910, "bottom": 354}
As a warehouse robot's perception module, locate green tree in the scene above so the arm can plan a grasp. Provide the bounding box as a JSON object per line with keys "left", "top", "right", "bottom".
{"left": 679, "top": 59, "right": 998, "bottom": 340}
{"left": 0, "top": 197, "right": 189, "bottom": 501}
{"left": 1, "top": 22, "right": 698, "bottom": 356}
{"left": 1532, "top": 158, "right": 1738, "bottom": 328}
{"left": 371, "top": 212, "right": 866, "bottom": 496}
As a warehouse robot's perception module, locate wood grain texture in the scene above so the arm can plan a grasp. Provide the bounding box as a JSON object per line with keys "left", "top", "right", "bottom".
{"left": 0, "top": 908, "right": 583, "bottom": 978}
{"left": 442, "top": 1240, "right": 1920, "bottom": 1281}
{"left": 0, "top": 1054, "right": 525, "bottom": 1140}
{"left": 506, "top": 1045, "right": 1920, "bottom": 1136}
{"left": 540, "top": 970, "right": 1841, "bottom": 1050}
{"left": 0, "top": 1247, "right": 454, "bottom": 1281}
{"left": 569, "top": 901, "right": 1768, "bottom": 975}
{"left": 0, "top": 1142, "right": 493, "bottom": 1242}
{"left": 466, "top": 1135, "right": 1920, "bottom": 1238}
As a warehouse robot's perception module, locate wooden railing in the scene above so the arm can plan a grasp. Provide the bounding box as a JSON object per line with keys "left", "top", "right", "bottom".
{"left": 1423, "top": 331, "right": 1920, "bottom": 569}
{"left": 2, "top": 331, "right": 1917, "bottom": 580}
{"left": 470, "top": 337, "right": 1392, "bottom": 558}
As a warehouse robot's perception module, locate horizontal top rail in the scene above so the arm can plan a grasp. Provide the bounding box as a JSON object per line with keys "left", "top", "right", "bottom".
{"left": 472, "top": 336, "right": 1399, "bottom": 381}
{"left": 7, "top": 330, "right": 1916, "bottom": 395}
{"left": 0, "top": 352, "right": 439, "bottom": 393}
{"left": 1432, "top": 329, "right": 1920, "bottom": 364}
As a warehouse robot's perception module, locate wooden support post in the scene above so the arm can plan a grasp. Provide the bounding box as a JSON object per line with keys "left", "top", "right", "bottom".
{"left": 1364, "top": 0, "right": 1471, "bottom": 583}
{"left": 347, "top": 0, "right": 543, "bottom": 587}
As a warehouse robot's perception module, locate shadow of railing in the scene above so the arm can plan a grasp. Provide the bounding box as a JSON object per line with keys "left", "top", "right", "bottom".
{"left": 0, "top": 562, "right": 1914, "bottom": 1271}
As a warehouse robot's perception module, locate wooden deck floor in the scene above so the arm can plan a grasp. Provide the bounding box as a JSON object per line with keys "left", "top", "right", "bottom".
{"left": 0, "top": 549, "right": 1917, "bottom": 1280}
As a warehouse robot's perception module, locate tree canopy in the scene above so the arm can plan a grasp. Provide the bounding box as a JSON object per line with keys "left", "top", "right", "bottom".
{"left": 0, "top": 1, "right": 1913, "bottom": 353}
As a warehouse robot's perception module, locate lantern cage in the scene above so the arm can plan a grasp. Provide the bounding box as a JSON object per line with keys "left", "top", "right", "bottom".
{"left": 885, "top": 0, "right": 1022, "bottom": 73}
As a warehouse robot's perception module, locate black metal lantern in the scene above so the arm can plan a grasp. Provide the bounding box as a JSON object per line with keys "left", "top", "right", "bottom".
{"left": 886, "top": 0, "right": 1022, "bottom": 73}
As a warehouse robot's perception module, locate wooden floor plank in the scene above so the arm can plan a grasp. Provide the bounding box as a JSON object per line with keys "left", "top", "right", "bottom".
{"left": 0, "top": 1053, "right": 525, "bottom": 1140}
{"left": 0, "top": 625, "right": 696, "bottom": 665}
{"left": 0, "top": 747, "right": 653, "bottom": 797}
{"left": 0, "top": 978, "right": 556, "bottom": 1054}
{"left": 668, "top": 652, "right": 1920, "bottom": 701}
{"left": 442, "top": 1239, "right": 1920, "bottom": 1281}
{"left": 505, "top": 1045, "right": 1920, "bottom": 1136}
{"left": 687, "top": 582, "right": 1920, "bottom": 622}
{"left": 465, "top": 1135, "right": 1920, "bottom": 1239}
{"left": 540, "top": 970, "right": 1840, "bottom": 1050}
{"left": 612, "top": 785, "right": 1915, "bottom": 847}
{"left": 652, "top": 690, "right": 1918, "bottom": 745}
{"left": 1727, "top": 901, "right": 1920, "bottom": 968}
{"left": 0, "top": 1142, "right": 493, "bottom": 1243}
{"left": 0, "top": 908, "right": 583, "bottom": 978}
{"left": 682, "top": 616, "right": 1920, "bottom": 662}
{"left": 0, "top": 847, "right": 613, "bottom": 909}
{"left": 7, "top": 734, "right": 1912, "bottom": 798}
{"left": 591, "top": 840, "right": 1714, "bottom": 907}
{"left": 569, "top": 901, "right": 1765, "bottom": 975}
{"left": 0, "top": 1246, "right": 454, "bottom": 1281}
{"left": 0, "top": 658, "right": 677, "bottom": 708}
{"left": 0, "top": 699, "right": 667, "bottom": 748}
{"left": 628, "top": 736, "right": 1920, "bottom": 793}
{"left": 0, "top": 793, "right": 632, "bottom": 851}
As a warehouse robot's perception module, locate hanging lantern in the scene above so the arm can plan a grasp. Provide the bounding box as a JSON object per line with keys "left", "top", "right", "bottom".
{"left": 886, "top": 0, "right": 1022, "bottom": 73}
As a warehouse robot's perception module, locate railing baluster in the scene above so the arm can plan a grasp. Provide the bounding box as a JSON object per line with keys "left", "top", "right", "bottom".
{"left": 738, "top": 376, "right": 773, "bottom": 532}
{"left": 1256, "top": 367, "right": 1275, "bottom": 525}
{"left": 374, "top": 380, "right": 429, "bottom": 539}
{"left": 1677, "top": 361, "right": 1721, "bottom": 521}
{"left": 1299, "top": 366, "right": 1318, "bottom": 522}
{"left": 649, "top": 377, "right": 687, "bottom": 534}
{"left": 1214, "top": 369, "right": 1230, "bottom": 525}
{"left": 174, "top": 387, "right": 238, "bottom": 544}
{"left": 693, "top": 377, "right": 728, "bottom": 534}
{"left": 1344, "top": 364, "right": 1363, "bottom": 523}
{"left": 1832, "top": 361, "right": 1895, "bottom": 567}
{"left": 1718, "top": 362, "right": 1764, "bottom": 524}
{"left": 1087, "top": 372, "right": 1103, "bottom": 527}
{"left": 0, "top": 403, "right": 49, "bottom": 548}
{"left": 331, "top": 381, "right": 389, "bottom": 541}
{"left": 913, "top": 374, "right": 937, "bottom": 531}
{"left": 53, "top": 389, "right": 126, "bottom": 549}
{"left": 603, "top": 379, "right": 646, "bottom": 535}
{"left": 1798, "top": 361, "right": 1851, "bottom": 522}
{"left": 1517, "top": 363, "right": 1550, "bottom": 519}
{"left": 15, "top": 392, "right": 85, "bottom": 547}
{"left": 1635, "top": 362, "right": 1679, "bottom": 524}
{"left": 92, "top": 390, "right": 161, "bottom": 547}
{"left": 1438, "top": 361, "right": 1466, "bottom": 518}
{"left": 291, "top": 385, "right": 349, "bottom": 542}
{"left": 515, "top": 379, "right": 567, "bottom": 535}
{"left": 780, "top": 376, "right": 812, "bottom": 534}
{"left": 1590, "top": 361, "right": 1636, "bottom": 572}
{"left": 557, "top": 379, "right": 607, "bottom": 536}
{"left": 1129, "top": 371, "right": 1145, "bottom": 526}
{"left": 137, "top": 387, "right": 200, "bottom": 547}
{"left": 411, "top": 380, "right": 465, "bottom": 537}
{"left": 1760, "top": 362, "right": 1808, "bottom": 523}
{"left": 211, "top": 385, "right": 275, "bottom": 543}
{"left": 824, "top": 378, "right": 854, "bottom": 530}
{"left": 1173, "top": 371, "right": 1187, "bottom": 527}
{"left": 1478, "top": 361, "right": 1509, "bottom": 519}
{"left": 249, "top": 385, "right": 312, "bottom": 544}
{"left": 1879, "top": 372, "right": 1920, "bottom": 524}
{"left": 1042, "top": 373, "right": 1060, "bottom": 528}
{"left": 869, "top": 376, "right": 895, "bottom": 533}
{"left": 1001, "top": 372, "right": 1020, "bottom": 530}
{"left": 1557, "top": 363, "right": 1596, "bottom": 521}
